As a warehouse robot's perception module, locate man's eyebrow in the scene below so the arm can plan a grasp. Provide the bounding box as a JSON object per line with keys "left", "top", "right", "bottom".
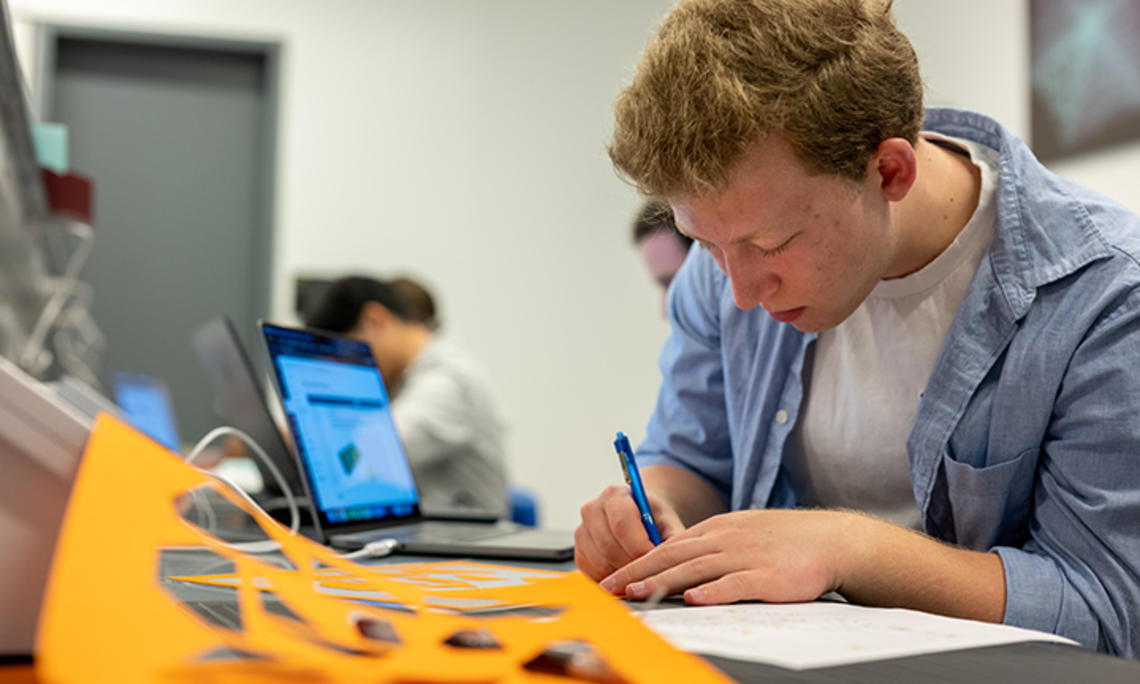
{"left": 729, "top": 228, "right": 767, "bottom": 245}
{"left": 674, "top": 222, "right": 772, "bottom": 246}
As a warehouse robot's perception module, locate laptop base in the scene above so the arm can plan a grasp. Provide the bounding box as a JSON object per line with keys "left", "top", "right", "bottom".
{"left": 329, "top": 521, "right": 575, "bottom": 562}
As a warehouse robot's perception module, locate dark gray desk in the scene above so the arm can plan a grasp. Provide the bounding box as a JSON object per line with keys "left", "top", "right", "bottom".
{"left": 704, "top": 642, "right": 1140, "bottom": 684}
{"left": 153, "top": 547, "right": 1140, "bottom": 684}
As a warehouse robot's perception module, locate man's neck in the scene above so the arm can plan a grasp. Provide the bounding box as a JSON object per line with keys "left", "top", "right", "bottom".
{"left": 887, "top": 137, "right": 982, "bottom": 279}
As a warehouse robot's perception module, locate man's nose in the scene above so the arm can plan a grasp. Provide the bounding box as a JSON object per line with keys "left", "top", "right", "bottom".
{"left": 724, "top": 250, "right": 779, "bottom": 311}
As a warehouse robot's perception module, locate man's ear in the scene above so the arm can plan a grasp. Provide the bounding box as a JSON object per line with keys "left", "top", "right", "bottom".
{"left": 872, "top": 137, "right": 917, "bottom": 202}
{"left": 359, "top": 300, "right": 394, "bottom": 331}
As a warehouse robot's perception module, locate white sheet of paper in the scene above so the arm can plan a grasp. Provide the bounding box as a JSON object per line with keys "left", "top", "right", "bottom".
{"left": 639, "top": 601, "right": 1078, "bottom": 670}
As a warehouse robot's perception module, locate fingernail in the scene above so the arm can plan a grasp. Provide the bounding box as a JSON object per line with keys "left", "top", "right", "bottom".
{"left": 627, "top": 581, "right": 646, "bottom": 597}
{"left": 600, "top": 577, "right": 615, "bottom": 593}
{"left": 686, "top": 587, "right": 704, "bottom": 602}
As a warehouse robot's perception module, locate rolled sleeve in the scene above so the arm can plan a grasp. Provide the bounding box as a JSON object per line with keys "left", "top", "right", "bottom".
{"left": 637, "top": 248, "right": 734, "bottom": 507}
{"left": 995, "top": 545, "right": 1069, "bottom": 639}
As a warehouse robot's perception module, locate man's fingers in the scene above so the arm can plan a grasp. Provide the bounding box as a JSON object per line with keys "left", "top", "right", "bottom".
{"left": 575, "top": 523, "right": 627, "bottom": 580}
{"left": 578, "top": 485, "right": 695, "bottom": 590}
{"left": 655, "top": 506, "right": 686, "bottom": 541}
{"left": 576, "top": 488, "right": 643, "bottom": 579}
{"left": 600, "top": 536, "right": 712, "bottom": 595}
{"left": 682, "top": 565, "right": 830, "bottom": 606}
{"left": 603, "top": 494, "right": 655, "bottom": 559}
{"left": 573, "top": 525, "right": 607, "bottom": 581}
{"left": 683, "top": 570, "right": 761, "bottom": 605}
{"left": 620, "top": 549, "right": 729, "bottom": 600}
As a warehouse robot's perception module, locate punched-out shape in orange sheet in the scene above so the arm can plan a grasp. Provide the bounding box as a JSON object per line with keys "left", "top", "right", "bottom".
{"left": 36, "top": 414, "right": 730, "bottom": 683}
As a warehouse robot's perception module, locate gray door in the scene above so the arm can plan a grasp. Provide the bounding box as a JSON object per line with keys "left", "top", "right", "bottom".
{"left": 47, "top": 34, "right": 277, "bottom": 445}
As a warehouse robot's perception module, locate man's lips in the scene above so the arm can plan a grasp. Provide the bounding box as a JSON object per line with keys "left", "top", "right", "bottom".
{"left": 768, "top": 307, "right": 804, "bottom": 323}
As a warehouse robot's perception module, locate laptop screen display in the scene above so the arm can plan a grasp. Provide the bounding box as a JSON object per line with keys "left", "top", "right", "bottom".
{"left": 111, "top": 372, "right": 181, "bottom": 452}
{"left": 261, "top": 324, "right": 419, "bottom": 527}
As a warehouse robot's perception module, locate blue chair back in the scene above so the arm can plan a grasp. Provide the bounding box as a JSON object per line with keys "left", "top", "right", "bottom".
{"left": 508, "top": 486, "right": 539, "bottom": 527}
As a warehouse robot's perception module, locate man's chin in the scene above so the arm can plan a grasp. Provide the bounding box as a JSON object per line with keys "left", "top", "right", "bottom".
{"left": 788, "top": 311, "right": 843, "bottom": 334}
{"left": 790, "top": 320, "right": 824, "bottom": 333}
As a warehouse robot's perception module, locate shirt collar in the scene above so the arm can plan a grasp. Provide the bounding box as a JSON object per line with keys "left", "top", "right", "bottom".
{"left": 922, "top": 107, "right": 1115, "bottom": 320}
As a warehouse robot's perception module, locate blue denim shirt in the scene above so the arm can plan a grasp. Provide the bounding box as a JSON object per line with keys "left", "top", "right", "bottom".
{"left": 637, "top": 108, "right": 1140, "bottom": 657}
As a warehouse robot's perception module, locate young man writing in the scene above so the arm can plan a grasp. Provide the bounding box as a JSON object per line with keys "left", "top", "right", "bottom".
{"left": 576, "top": 0, "right": 1140, "bottom": 657}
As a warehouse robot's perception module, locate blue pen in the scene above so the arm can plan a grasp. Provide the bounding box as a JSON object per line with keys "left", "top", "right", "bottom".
{"left": 614, "top": 432, "right": 662, "bottom": 545}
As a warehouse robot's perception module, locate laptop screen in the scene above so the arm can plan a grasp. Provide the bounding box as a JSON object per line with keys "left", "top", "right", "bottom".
{"left": 260, "top": 323, "right": 420, "bottom": 528}
{"left": 111, "top": 371, "right": 181, "bottom": 452}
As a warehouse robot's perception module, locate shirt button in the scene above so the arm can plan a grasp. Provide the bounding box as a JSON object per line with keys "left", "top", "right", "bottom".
{"left": 775, "top": 409, "right": 789, "bottom": 425}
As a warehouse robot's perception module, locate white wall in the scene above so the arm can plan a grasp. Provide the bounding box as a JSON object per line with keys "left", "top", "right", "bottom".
{"left": 10, "top": 0, "right": 675, "bottom": 529}
{"left": 895, "top": 0, "right": 1029, "bottom": 137}
{"left": 10, "top": 0, "right": 1140, "bottom": 530}
{"left": 894, "top": 0, "right": 1140, "bottom": 215}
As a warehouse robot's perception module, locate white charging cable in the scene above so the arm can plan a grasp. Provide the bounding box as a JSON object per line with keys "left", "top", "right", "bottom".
{"left": 339, "top": 538, "right": 400, "bottom": 560}
{"left": 186, "top": 426, "right": 300, "bottom": 554}
{"left": 184, "top": 426, "right": 401, "bottom": 561}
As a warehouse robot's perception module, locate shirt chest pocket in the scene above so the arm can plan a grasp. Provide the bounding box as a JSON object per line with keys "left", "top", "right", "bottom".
{"left": 929, "top": 446, "right": 1039, "bottom": 550}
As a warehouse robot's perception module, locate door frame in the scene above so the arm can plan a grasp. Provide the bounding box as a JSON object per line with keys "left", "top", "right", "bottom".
{"left": 31, "top": 23, "right": 282, "bottom": 323}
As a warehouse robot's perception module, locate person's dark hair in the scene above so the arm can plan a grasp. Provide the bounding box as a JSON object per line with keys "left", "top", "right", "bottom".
{"left": 304, "top": 276, "right": 409, "bottom": 333}
{"left": 632, "top": 200, "right": 694, "bottom": 248}
{"left": 391, "top": 276, "right": 439, "bottom": 331}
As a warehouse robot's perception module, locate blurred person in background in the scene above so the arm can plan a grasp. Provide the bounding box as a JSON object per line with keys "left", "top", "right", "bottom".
{"left": 632, "top": 200, "right": 693, "bottom": 316}
{"left": 306, "top": 275, "right": 508, "bottom": 516}
{"left": 390, "top": 276, "right": 440, "bottom": 331}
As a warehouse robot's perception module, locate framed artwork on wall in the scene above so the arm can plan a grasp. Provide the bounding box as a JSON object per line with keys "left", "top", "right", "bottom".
{"left": 1031, "top": 0, "right": 1140, "bottom": 161}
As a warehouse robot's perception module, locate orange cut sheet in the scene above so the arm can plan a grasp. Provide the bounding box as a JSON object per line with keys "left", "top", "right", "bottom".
{"left": 172, "top": 560, "right": 566, "bottom": 613}
{"left": 35, "top": 414, "right": 730, "bottom": 684}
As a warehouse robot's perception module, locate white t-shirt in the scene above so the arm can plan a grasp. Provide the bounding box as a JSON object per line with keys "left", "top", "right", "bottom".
{"left": 786, "top": 133, "right": 1000, "bottom": 530}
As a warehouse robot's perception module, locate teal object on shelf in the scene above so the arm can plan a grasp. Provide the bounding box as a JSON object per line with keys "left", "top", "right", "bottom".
{"left": 32, "top": 123, "right": 68, "bottom": 173}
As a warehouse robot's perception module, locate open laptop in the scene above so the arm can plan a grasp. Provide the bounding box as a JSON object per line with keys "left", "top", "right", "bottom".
{"left": 258, "top": 321, "right": 574, "bottom": 561}
{"left": 190, "top": 317, "right": 308, "bottom": 513}
{"left": 110, "top": 371, "right": 181, "bottom": 452}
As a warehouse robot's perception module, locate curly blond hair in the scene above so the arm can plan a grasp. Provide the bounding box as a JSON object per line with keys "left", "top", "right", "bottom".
{"left": 609, "top": 0, "right": 924, "bottom": 197}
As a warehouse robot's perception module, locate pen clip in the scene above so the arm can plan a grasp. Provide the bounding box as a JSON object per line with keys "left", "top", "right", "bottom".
{"left": 613, "top": 431, "right": 662, "bottom": 546}
{"left": 614, "top": 433, "right": 634, "bottom": 484}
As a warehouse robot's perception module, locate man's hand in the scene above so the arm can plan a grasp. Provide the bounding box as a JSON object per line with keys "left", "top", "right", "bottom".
{"left": 593, "top": 508, "right": 1007, "bottom": 624}
{"left": 598, "top": 509, "right": 851, "bottom": 604}
{"left": 574, "top": 485, "right": 686, "bottom": 581}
